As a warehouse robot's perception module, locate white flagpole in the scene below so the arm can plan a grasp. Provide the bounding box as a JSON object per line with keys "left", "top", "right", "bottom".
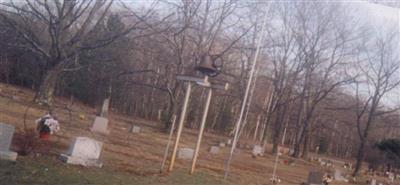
{"left": 224, "top": 2, "right": 272, "bottom": 179}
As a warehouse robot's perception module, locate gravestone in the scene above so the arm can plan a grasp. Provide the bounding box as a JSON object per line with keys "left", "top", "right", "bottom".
{"left": 59, "top": 137, "right": 103, "bottom": 167}
{"left": 131, "top": 125, "right": 141, "bottom": 134}
{"left": 0, "top": 123, "right": 18, "bottom": 161}
{"left": 227, "top": 139, "right": 232, "bottom": 146}
{"left": 100, "top": 98, "right": 110, "bottom": 117}
{"left": 177, "top": 148, "right": 194, "bottom": 160}
{"left": 370, "top": 179, "right": 376, "bottom": 185}
{"left": 219, "top": 142, "right": 226, "bottom": 147}
{"left": 252, "top": 145, "right": 264, "bottom": 156}
{"left": 91, "top": 116, "right": 110, "bottom": 134}
{"left": 209, "top": 146, "right": 220, "bottom": 154}
{"left": 307, "top": 170, "right": 324, "bottom": 185}
{"left": 334, "top": 169, "right": 347, "bottom": 182}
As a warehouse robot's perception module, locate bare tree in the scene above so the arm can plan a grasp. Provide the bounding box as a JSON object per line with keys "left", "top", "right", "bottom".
{"left": 351, "top": 30, "right": 400, "bottom": 176}
{"left": 0, "top": 0, "right": 156, "bottom": 105}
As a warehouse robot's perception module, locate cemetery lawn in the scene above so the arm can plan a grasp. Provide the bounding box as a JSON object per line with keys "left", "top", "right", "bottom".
{"left": 0, "top": 83, "right": 382, "bottom": 185}
{"left": 0, "top": 156, "right": 224, "bottom": 185}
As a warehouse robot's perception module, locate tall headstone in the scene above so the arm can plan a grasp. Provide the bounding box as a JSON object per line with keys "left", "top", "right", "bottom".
{"left": 59, "top": 137, "right": 103, "bottom": 167}
{"left": 307, "top": 170, "right": 324, "bottom": 185}
{"left": 91, "top": 116, "right": 110, "bottom": 134}
{"left": 0, "top": 123, "right": 18, "bottom": 161}
{"left": 100, "top": 98, "right": 110, "bottom": 117}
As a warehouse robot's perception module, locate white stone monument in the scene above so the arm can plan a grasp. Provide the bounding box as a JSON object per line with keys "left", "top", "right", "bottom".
{"left": 177, "top": 148, "right": 194, "bottom": 160}
{"left": 90, "top": 116, "right": 110, "bottom": 134}
{"left": 131, "top": 125, "right": 141, "bottom": 134}
{"left": 59, "top": 137, "right": 103, "bottom": 167}
{"left": 334, "top": 169, "right": 348, "bottom": 182}
{"left": 252, "top": 145, "right": 264, "bottom": 156}
{"left": 209, "top": 146, "right": 220, "bottom": 154}
{"left": 0, "top": 123, "right": 18, "bottom": 161}
{"left": 100, "top": 98, "right": 110, "bottom": 117}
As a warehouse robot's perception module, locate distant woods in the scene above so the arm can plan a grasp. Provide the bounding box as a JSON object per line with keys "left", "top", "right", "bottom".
{"left": 0, "top": 0, "right": 399, "bottom": 176}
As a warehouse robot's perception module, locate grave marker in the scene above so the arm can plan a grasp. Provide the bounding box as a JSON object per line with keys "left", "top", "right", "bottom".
{"left": 307, "top": 170, "right": 324, "bottom": 185}
{"left": 131, "top": 125, "right": 141, "bottom": 134}
{"left": 90, "top": 116, "right": 110, "bottom": 134}
{"left": 178, "top": 148, "right": 194, "bottom": 160}
{"left": 209, "top": 146, "right": 219, "bottom": 154}
{"left": 252, "top": 145, "right": 264, "bottom": 156}
{"left": 100, "top": 98, "right": 110, "bottom": 117}
{"left": 0, "top": 123, "right": 18, "bottom": 161}
{"left": 59, "top": 137, "right": 103, "bottom": 167}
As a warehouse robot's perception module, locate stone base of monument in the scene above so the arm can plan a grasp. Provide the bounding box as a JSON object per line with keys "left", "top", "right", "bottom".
{"left": 178, "top": 148, "right": 194, "bottom": 160}
{"left": 90, "top": 116, "right": 110, "bottom": 134}
{"left": 0, "top": 150, "right": 18, "bottom": 161}
{"left": 59, "top": 154, "right": 103, "bottom": 168}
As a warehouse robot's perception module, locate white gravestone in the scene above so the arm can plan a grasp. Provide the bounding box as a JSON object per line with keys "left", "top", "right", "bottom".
{"left": 334, "top": 169, "right": 348, "bottom": 182}
{"left": 90, "top": 116, "right": 110, "bottom": 134}
{"left": 100, "top": 98, "right": 110, "bottom": 117}
{"left": 131, "top": 125, "right": 141, "bottom": 133}
{"left": 227, "top": 139, "right": 232, "bottom": 145}
{"left": 370, "top": 179, "right": 376, "bottom": 185}
{"left": 209, "top": 146, "right": 220, "bottom": 154}
{"left": 0, "top": 123, "right": 18, "bottom": 161}
{"left": 252, "top": 145, "right": 264, "bottom": 156}
{"left": 178, "top": 148, "right": 194, "bottom": 160}
{"left": 219, "top": 142, "right": 226, "bottom": 147}
{"left": 59, "top": 137, "right": 103, "bottom": 167}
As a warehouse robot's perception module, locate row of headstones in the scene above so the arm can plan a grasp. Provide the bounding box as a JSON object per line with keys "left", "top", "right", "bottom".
{"left": 0, "top": 122, "right": 105, "bottom": 167}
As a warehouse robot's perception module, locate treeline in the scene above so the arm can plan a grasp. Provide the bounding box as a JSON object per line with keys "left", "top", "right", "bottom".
{"left": 0, "top": 0, "right": 399, "bottom": 175}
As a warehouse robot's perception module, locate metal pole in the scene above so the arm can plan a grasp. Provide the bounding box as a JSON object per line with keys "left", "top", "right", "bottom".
{"left": 168, "top": 82, "right": 192, "bottom": 172}
{"left": 190, "top": 88, "right": 212, "bottom": 174}
{"left": 224, "top": 2, "right": 270, "bottom": 179}
{"left": 271, "top": 150, "right": 280, "bottom": 183}
{"left": 160, "top": 114, "right": 177, "bottom": 173}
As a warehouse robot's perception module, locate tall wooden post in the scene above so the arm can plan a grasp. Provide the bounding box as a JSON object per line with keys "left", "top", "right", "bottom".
{"left": 168, "top": 82, "right": 192, "bottom": 172}
{"left": 190, "top": 88, "right": 212, "bottom": 174}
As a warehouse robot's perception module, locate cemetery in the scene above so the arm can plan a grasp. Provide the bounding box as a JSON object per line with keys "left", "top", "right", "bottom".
{"left": 0, "top": 1, "right": 399, "bottom": 185}
{"left": 1, "top": 83, "right": 398, "bottom": 185}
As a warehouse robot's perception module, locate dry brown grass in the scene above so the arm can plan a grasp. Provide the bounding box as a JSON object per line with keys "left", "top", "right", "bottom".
{"left": 0, "top": 83, "right": 391, "bottom": 185}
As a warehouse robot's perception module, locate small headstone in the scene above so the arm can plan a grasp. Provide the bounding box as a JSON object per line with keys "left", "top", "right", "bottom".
{"left": 100, "top": 98, "right": 110, "bottom": 117}
{"left": 252, "top": 145, "right": 264, "bottom": 156}
{"left": 307, "top": 170, "right": 324, "bottom": 185}
{"left": 219, "top": 142, "right": 226, "bottom": 147}
{"left": 227, "top": 139, "right": 232, "bottom": 145}
{"left": 131, "top": 125, "right": 141, "bottom": 133}
{"left": 334, "top": 169, "right": 348, "bottom": 182}
{"left": 59, "top": 137, "right": 103, "bottom": 167}
{"left": 0, "top": 123, "right": 18, "bottom": 161}
{"left": 178, "top": 148, "right": 194, "bottom": 160}
{"left": 90, "top": 116, "right": 110, "bottom": 134}
{"left": 370, "top": 179, "right": 376, "bottom": 185}
{"left": 209, "top": 146, "right": 219, "bottom": 154}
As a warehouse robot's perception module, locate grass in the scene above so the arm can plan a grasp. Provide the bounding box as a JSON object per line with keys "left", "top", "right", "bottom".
{"left": 0, "top": 156, "right": 225, "bottom": 185}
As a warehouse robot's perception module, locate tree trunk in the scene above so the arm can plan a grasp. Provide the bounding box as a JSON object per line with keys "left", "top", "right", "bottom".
{"left": 35, "top": 65, "right": 62, "bottom": 106}
{"left": 302, "top": 128, "right": 310, "bottom": 159}
{"left": 352, "top": 140, "right": 365, "bottom": 176}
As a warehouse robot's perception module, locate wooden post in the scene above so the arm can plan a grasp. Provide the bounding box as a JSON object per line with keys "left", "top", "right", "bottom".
{"left": 168, "top": 82, "right": 192, "bottom": 172}
{"left": 190, "top": 88, "right": 212, "bottom": 174}
{"left": 160, "top": 114, "right": 177, "bottom": 173}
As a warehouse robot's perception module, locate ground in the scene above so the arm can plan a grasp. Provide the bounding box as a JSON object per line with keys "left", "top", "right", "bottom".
{"left": 0, "top": 83, "right": 394, "bottom": 185}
